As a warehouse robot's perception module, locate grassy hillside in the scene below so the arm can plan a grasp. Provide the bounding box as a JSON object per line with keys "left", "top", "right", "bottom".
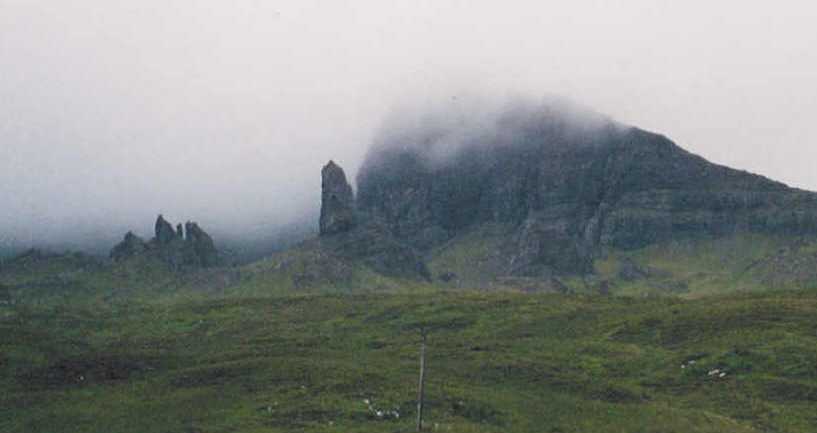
{"left": 592, "top": 234, "right": 817, "bottom": 297}
{"left": 232, "top": 240, "right": 429, "bottom": 296}
{"left": 6, "top": 231, "right": 817, "bottom": 306}
{"left": 3, "top": 233, "right": 817, "bottom": 432}
{"left": 430, "top": 230, "right": 817, "bottom": 297}
{"left": 0, "top": 250, "right": 188, "bottom": 304}
{"left": 2, "top": 289, "right": 817, "bottom": 433}
{"left": 0, "top": 240, "right": 431, "bottom": 306}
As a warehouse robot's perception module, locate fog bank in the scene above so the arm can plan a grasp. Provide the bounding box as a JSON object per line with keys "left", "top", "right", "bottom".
{"left": 2, "top": 1, "right": 816, "bottom": 253}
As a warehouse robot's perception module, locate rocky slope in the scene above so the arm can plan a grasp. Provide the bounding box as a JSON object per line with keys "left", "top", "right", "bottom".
{"left": 317, "top": 161, "right": 430, "bottom": 280}
{"left": 354, "top": 99, "right": 817, "bottom": 278}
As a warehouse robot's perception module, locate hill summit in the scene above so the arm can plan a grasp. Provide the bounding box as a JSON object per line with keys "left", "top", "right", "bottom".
{"left": 324, "top": 98, "right": 817, "bottom": 280}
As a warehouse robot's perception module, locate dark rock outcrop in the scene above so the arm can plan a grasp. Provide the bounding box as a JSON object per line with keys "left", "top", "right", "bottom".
{"left": 356, "top": 99, "right": 817, "bottom": 276}
{"left": 0, "top": 284, "right": 11, "bottom": 305}
{"left": 320, "top": 161, "right": 357, "bottom": 236}
{"left": 320, "top": 219, "right": 431, "bottom": 280}
{"left": 110, "top": 216, "right": 220, "bottom": 270}
{"left": 184, "top": 221, "right": 218, "bottom": 267}
{"left": 317, "top": 160, "right": 430, "bottom": 280}
{"left": 616, "top": 258, "right": 662, "bottom": 281}
{"left": 110, "top": 232, "right": 147, "bottom": 261}
{"left": 154, "top": 215, "right": 177, "bottom": 245}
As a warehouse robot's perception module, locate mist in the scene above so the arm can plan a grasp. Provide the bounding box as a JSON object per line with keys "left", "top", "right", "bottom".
{"left": 2, "top": 1, "right": 817, "bottom": 255}
{"left": 364, "top": 94, "right": 616, "bottom": 174}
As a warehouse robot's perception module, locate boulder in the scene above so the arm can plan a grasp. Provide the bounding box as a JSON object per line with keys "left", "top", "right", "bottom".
{"left": 0, "top": 284, "right": 11, "bottom": 305}
{"left": 617, "top": 258, "right": 650, "bottom": 281}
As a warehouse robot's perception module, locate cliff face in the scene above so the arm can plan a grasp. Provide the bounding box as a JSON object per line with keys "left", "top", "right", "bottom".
{"left": 356, "top": 100, "right": 817, "bottom": 276}
{"left": 318, "top": 161, "right": 430, "bottom": 280}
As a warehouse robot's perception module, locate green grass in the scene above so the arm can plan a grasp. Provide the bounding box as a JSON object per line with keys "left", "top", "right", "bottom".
{"left": 0, "top": 241, "right": 434, "bottom": 306}
{"left": 593, "top": 233, "right": 817, "bottom": 298}
{"left": 3, "top": 233, "right": 817, "bottom": 432}
{"left": 6, "top": 232, "right": 817, "bottom": 305}
{"left": 429, "top": 230, "right": 817, "bottom": 297}
{"left": 428, "top": 223, "right": 513, "bottom": 287}
{"left": 2, "top": 289, "right": 816, "bottom": 432}
{"left": 234, "top": 241, "right": 426, "bottom": 296}
{"left": 0, "top": 252, "right": 183, "bottom": 304}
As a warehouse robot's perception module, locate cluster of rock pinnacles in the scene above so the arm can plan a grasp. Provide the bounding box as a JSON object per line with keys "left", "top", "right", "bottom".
{"left": 110, "top": 215, "right": 218, "bottom": 269}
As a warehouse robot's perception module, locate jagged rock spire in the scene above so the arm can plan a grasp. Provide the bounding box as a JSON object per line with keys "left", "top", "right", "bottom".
{"left": 320, "top": 160, "right": 357, "bottom": 236}
{"left": 154, "top": 215, "right": 177, "bottom": 245}
{"left": 111, "top": 215, "right": 220, "bottom": 269}
{"left": 184, "top": 221, "right": 219, "bottom": 267}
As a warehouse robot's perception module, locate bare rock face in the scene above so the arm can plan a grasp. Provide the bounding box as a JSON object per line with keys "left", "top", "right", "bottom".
{"left": 356, "top": 100, "right": 817, "bottom": 276}
{"left": 154, "top": 215, "right": 177, "bottom": 245}
{"left": 320, "top": 161, "right": 357, "bottom": 236}
{"left": 110, "top": 231, "right": 147, "bottom": 261}
{"left": 320, "top": 219, "right": 431, "bottom": 281}
{"left": 152, "top": 215, "right": 185, "bottom": 268}
{"left": 315, "top": 160, "right": 430, "bottom": 280}
{"left": 184, "top": 221, "right": 219, "bottom": 267}
{"left": 110, "top": 216, "right": 219, "bottom": 269}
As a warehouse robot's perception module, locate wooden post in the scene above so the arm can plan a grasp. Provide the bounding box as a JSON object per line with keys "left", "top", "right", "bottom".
{"left": 416, "top": 328, "right": 427, "bottom": 432}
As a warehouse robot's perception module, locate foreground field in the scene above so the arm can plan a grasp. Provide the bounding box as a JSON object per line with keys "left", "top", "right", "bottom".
{"left": 2, "top": 289, "right": 816, "bottom": 432}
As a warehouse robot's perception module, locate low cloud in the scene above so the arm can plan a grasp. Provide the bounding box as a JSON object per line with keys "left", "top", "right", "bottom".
{"left": 1, "top": 1, "right": 816, "bottom": 254}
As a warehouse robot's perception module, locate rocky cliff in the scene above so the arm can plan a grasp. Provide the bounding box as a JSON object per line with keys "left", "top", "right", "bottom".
{"left": 318, "top": 161, "right": 430, "bottom": 280}
{"left": 355, "top": 99, "right": 817, "bottom": 277}
{"left": 183, "top": 221, "right": 219, "bottom": 267}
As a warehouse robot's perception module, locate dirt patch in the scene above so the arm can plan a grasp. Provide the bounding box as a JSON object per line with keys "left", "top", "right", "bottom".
{"left": 170, "top": 362, "right": 259, "bottom": 388}
{"left": 20, "top": 355, "right": 151, "bottom": 388}
{"left": 264, "top": 408, "right": 346, "bottom": 428}
{"left": 446, "top": 396, "right": 505, "bottom": 425}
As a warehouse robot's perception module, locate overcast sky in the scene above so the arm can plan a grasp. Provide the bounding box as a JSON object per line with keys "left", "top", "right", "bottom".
{"left": 2, "top": 1, "right": 816, "bottom": 251}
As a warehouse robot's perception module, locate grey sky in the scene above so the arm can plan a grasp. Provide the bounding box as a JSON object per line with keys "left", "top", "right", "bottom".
{"left": 2, "top": 1, "right": 816, "bottom": 251}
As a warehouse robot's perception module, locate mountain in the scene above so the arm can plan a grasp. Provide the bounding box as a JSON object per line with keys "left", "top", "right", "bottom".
{"left": 352, "top": 98, "right": 817, "bottom": 284}
{"left": 6, "top": 99, "right": 817, "bottom": 299}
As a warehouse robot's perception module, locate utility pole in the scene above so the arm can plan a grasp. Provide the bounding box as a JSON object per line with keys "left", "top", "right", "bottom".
{"left": 416, "top": 328, "right": 427, "bottom": 432}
